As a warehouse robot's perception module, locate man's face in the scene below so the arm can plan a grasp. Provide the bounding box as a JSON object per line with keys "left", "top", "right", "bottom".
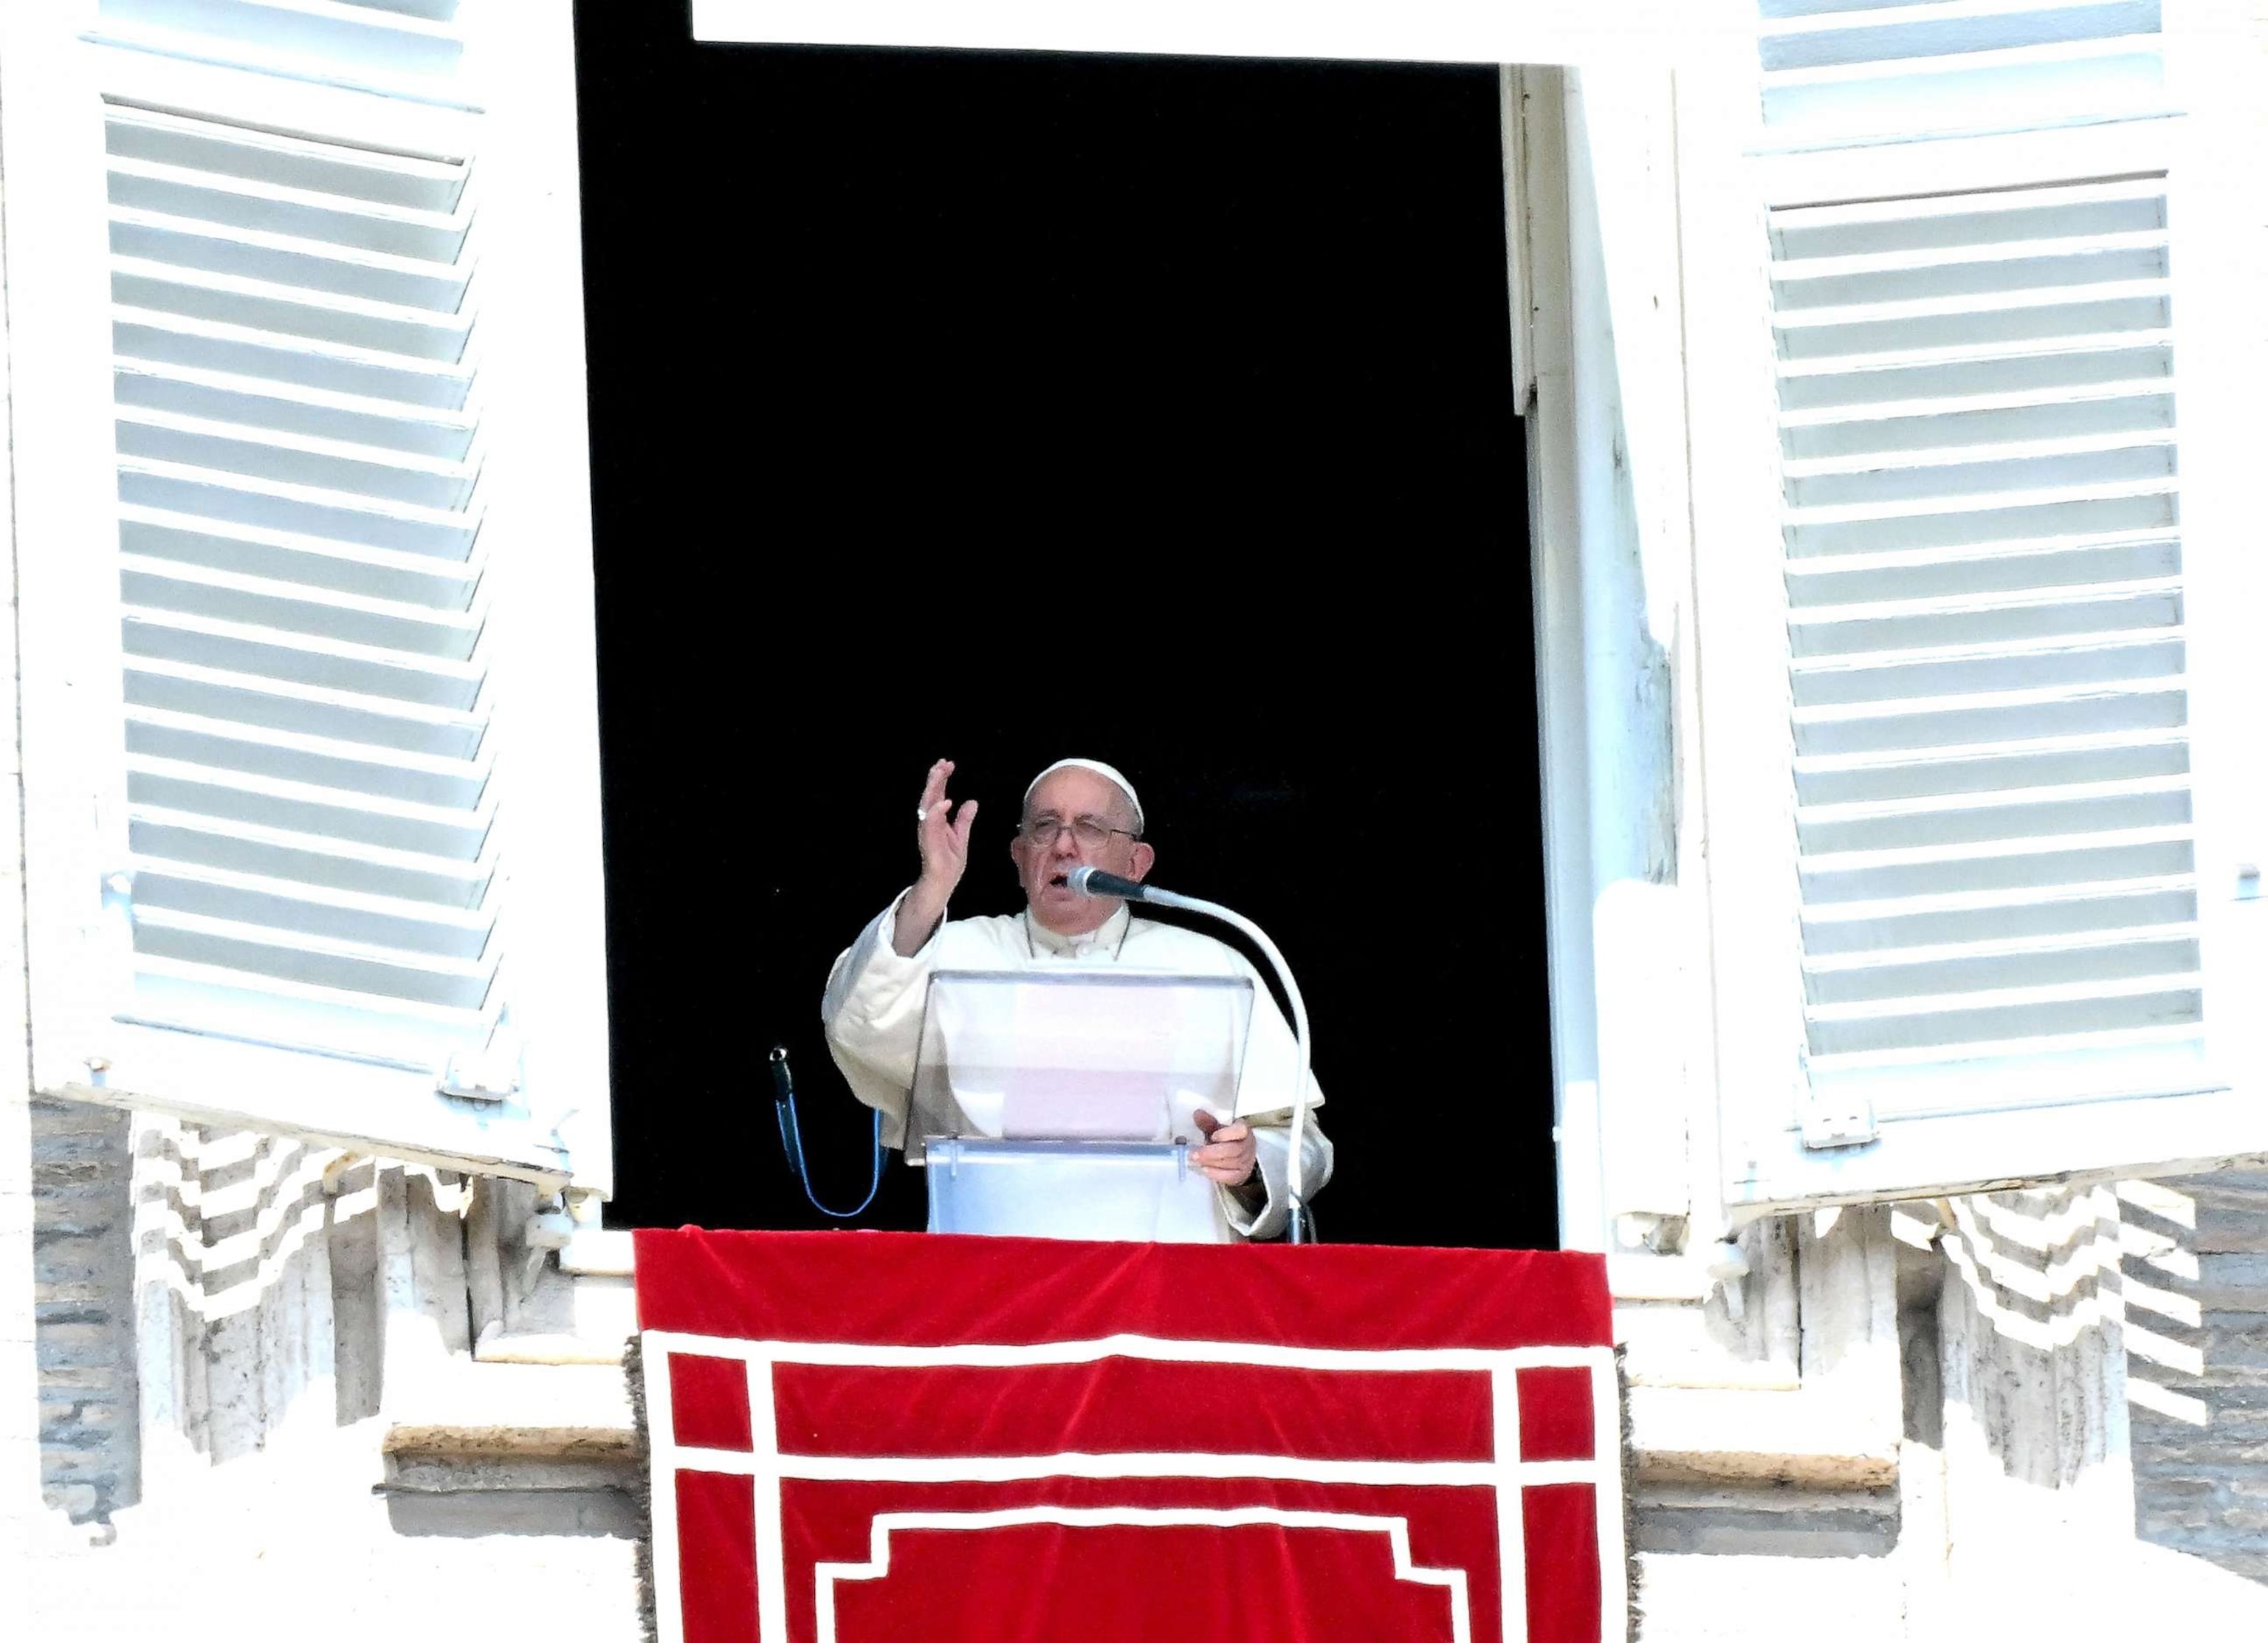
{"left": 1010, "top": 766, "right": 1155, "bottom": 935}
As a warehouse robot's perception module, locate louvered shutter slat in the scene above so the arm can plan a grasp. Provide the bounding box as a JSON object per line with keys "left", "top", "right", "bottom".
{"left": 119, "top": 461, "right": 478, "bottom": 555}
{"left": 117, "top": 413, "right": 478, "bottom": 507}
{"left": 1800, "top": 776, "right": 2190, "bottom": 856}
{"left": 128, "top": 806, "right": 492, "bottom": 907}
{"left": 108, "top": 160, "right": 471, "bottom": 260}
{"left": 98, "top": 0, "right": 465, "bottom": 80}
{"left": 1794, "top": 633, "right": 2184, "bottom": 705}
{"left": 1793, "top": 583, "right": 2183, "bottom": 654}
{"left": 111, "top": 211, "right": 472, "bottom": 309}
{"left": 1795, "top": 724, "right": 2188, "bottom": 803}
{"left": 114, "top": 262, "right": 473, "bottom": 358}
{"left": 132, "top": 951, "right": 492, "bottom": 1030}
{"left": 1801, "top": 877, "right": 2197, "bottom": 951}
{"left": 1759, "top": 1, "right": 2163, "bottom": 70}
{"left": 132, "top": 905, "right": 491, "bottom": 1006}
{"left": 348, "top": 0, "right": 461, "bottom": 22}
{"left": 129, "top": 957, "right": 489, "bottom": 1068}
{"left": 117, "top": 366, "right": 478, "bottom": 456}
{"left": 1802, "top": 829, "right": 2193, "bottom": 906}
{"left": 120, "top": 509, "right": 480, "bottom": 606}
{"left": 1778, "top": 336, "right": 2174, "bottom": 405}
{"left": 123, "top": 610, "right": 483, "bottom": 707}
{"left": 1787, "top": 385, "right": 2174, "bottom": 453}
{"left": 125, "top": 713, "right": 488, "bottom": 812}
{"left": 121, "top": 554, "right": 482, "bottom": 652}
{"left": 1793, "top": 679, "right": 2187, "bottom": 755}
{"left": 1787, "top": 530, "right": 2179, "bottom": 602}
{"left": 1778, "top": 286, "right": 2171, "bottom": 358}
{"left": 106, "top": 106, "right": 469, "bottom": 211}
{"left": 126, "top": 662, "right": 485, "bottom": 760}
{"left": 116, "top": 313, "right": 473, "bottom": 406}
{"left": 130, "top": 860, "right": 492, "bottom": 954}
{"left": 1807, "top": 922, "right": 2197, "bottom": 998}
{"left": 128, "top": 757, "right": 492, "bottom": 859}
{"left": 1758, "top": 0, "right": 2170, "bottom": 142}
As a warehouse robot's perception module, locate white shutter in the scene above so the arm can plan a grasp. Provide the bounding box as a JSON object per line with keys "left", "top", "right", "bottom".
{"left": 1688, "top": 1, "right": 2268, "bottom": 1210}
{"left": 1, "top": 1, "right": 609, "bottom": 1191}
{"left": 1757, "top": 0, "right": 2171, "bottom": 143}
{"left": 111, "top": 104, "right": 501, "bottom": 1065}
{"left": 1781, "top": 173, "right": 2202, "bottom": 1111}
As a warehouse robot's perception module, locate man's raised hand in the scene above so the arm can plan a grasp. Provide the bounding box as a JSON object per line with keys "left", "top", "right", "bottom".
{"left": 915, "top": 758, "right": 978, "bottom": 891}
{"left": 894, "top": 759, "right": 976, "bottom": 956}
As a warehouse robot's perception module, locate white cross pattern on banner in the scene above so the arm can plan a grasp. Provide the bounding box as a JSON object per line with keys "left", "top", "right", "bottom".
{"left": 642, "top": 1330, "right": 1625, "bottom": 1643}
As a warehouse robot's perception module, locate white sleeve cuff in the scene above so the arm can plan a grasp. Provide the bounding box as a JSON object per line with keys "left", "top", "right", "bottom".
{"left": 1220, "top": 1122, "right": 1333, "bottom": 1241}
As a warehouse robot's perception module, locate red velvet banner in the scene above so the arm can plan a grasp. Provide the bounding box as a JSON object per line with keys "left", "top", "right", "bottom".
{"left": 636, "top": 1230, "right": 1621, "bottom": 1643}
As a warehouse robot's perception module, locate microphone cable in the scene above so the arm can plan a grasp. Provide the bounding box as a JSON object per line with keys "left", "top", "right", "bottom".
{"left": 771, "top": 1044, "right": 883, "bottom": 1220}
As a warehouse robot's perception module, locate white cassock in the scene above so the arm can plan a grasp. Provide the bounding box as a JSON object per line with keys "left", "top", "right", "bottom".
{"left": 822, "top": 891, "right": 1332, "bottom": 1242}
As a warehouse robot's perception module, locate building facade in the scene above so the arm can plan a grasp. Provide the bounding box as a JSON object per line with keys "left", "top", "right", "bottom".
{"left": 7, "top": 3, "right": 2268, "bottom": 1640}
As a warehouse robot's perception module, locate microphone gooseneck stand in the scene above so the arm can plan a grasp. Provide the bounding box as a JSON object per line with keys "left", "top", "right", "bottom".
{"left": 1069, "top": 868, "right": 1316, "bottom": 1244}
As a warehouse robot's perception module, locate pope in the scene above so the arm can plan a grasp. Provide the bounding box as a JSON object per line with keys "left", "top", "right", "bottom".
{"left": 822, "top": 756, "right": 1332, "bottom": 1241}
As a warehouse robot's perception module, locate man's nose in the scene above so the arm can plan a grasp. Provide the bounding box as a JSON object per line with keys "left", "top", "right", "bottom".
{"left": 1048, "top": 829, "right": 1081, "bottom": 856}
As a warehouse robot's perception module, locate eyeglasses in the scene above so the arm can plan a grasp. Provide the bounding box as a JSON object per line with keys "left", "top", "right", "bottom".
{"left": 1020, "top": 814, "right": 1140, "bottom": 850}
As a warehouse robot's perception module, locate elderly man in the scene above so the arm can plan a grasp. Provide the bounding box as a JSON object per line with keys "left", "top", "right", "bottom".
{"left": 822, "top": 756, "right": 1331, "bottom": 1241}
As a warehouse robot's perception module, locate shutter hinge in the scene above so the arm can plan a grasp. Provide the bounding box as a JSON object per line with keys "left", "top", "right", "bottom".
{"left": 1800, "top": 1088, "right": 1877, "bottom": 1150}
{"left": 439, "top": 1032, "right": 523, "bottom": 1103}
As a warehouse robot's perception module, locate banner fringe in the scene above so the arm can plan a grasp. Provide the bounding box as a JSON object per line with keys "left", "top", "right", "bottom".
{"left": 626, "top": 1333, "right": 659, "bottom": 1643}
{"left": 1618, "top": 1342, "right": 1643, "bottom": 1639}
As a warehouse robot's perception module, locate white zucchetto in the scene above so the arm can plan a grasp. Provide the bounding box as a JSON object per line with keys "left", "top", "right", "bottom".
{"left": 1023, "top": 758, "right": 1144, "bottom": 831}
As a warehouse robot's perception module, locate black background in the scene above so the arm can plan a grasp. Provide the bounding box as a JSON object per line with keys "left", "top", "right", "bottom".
{"left": 571, "top": 5, "right": 1558, "bottom": 1249}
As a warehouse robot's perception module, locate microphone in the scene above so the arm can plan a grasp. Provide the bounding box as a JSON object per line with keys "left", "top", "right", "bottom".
{"left": 1067, "top": 865, "right": 1200, "bottom": 911}
{"left": 1066, "top": 865, "right": 1155, "bottom": 902}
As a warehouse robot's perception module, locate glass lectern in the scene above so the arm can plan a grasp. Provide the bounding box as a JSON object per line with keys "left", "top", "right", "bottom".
{"left": 910, "top": 969, "right": 1256, "bottom": 1241}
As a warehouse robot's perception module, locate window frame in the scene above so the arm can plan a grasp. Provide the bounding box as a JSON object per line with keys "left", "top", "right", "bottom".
{"left": 690, "top": 0, "right": 1719, "bottom": 67}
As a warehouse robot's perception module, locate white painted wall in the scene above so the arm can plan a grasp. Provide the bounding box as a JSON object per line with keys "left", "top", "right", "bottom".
{"left": 0, "top": 134, "right": 78, "bottom": 1626}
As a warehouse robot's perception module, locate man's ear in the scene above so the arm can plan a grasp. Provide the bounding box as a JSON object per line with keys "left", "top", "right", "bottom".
{"left": 1129, "top": 841, "right": 1155, "bottom": 882}
{"left": 1008, "top": 832, "right": 1028, "bottom": 869}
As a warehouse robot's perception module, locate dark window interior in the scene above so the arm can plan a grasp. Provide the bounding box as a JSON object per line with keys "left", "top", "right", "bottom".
{"left": 573, "top": 5, "right": 1557, "bottom": 1249}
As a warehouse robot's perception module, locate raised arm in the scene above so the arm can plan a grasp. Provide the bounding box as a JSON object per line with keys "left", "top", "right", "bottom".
{"left": 894, "top": 758, "right": 979, "bottom": 956}
{"left": 824, "top": 759, "right": 981, "bottom": 1146}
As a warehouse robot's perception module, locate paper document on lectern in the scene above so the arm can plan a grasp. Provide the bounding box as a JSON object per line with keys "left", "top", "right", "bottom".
{"left": 909, "top": 970, "right": 1257, "bottom": 1156}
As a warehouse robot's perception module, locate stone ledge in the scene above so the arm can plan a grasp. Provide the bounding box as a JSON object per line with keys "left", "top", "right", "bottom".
{"left": 381, "top": 1424, "right": 639, "bottom": 1498}
{"left": 1632, "top": 1385, "right": 1899, "bottom": 1489}
{"left": 560, "top": 1228, "right": 634, "bottom": 1277}
{"left": 1635, "top": 1480, "right": 1900, "bottom": 1558}
{"left": 379, "top": 1358, "right": 637, "bottom": 1497}
{"left": 383, "top": 1486, "right": 639, "bottom": 1538}
{"left": 383, "top": 1424, "right": 637, "bottom": 1468}
{"left": 380, "top": 1359, "right": 640, "bottom": 1500}
{"left": 474, "top": 1322, "right": 630, "bottom": 1366}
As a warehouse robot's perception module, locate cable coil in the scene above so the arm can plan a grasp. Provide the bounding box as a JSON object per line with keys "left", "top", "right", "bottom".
{"left": 770, "top": 1045, "right": 882, "bottom": 1219}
